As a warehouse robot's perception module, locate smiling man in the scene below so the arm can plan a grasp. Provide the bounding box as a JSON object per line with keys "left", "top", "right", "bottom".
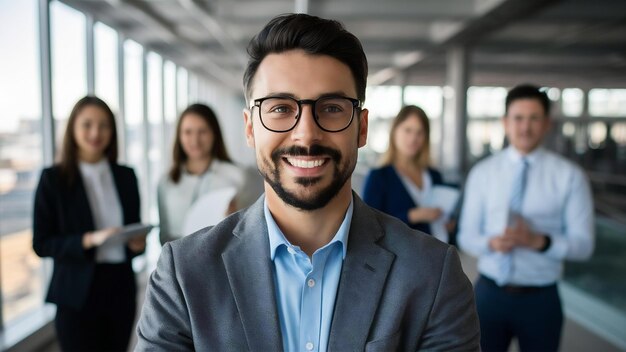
{"left": 458, "top": 84, "right": 595, "bottom": 352}
{"left": 136, "top": 14, "right": 479, "bottom": 351}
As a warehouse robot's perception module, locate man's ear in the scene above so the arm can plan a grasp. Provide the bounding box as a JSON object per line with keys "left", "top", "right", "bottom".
{"left": 243, "top": 109, "right": 255, "bottom": 148}
{"left": 501, "top": 115, "right": 509, "bottom": 134}
{"left": 358, "top": 108, "right": 368, "bottom": 148}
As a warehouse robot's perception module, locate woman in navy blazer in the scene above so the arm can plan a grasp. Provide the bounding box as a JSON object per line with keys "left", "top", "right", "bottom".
{"left": 363, "top": 105, "right": 444, "bottom": 236}
{"left": 33, "top": 96, "right": 146, "bottom": 352}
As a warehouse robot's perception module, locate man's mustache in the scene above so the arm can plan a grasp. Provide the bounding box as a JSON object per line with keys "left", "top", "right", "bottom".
{"left": 271, "top": 144, "right": 341, "bottom": 164}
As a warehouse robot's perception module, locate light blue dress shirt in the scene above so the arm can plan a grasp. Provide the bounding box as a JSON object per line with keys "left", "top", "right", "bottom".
{"left": 458, "top": 146, "right": 595, "bottom": 286}
{"left": 264, "top": 198, "right": 353, "bottom": 352}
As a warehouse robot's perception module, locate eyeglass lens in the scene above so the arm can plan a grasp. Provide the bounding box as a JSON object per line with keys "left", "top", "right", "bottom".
{"left": 259, "top": 97, "right": 354, "bottom": 132}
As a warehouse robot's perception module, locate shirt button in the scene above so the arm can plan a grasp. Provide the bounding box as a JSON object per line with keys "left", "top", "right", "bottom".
{"left": 307, "top": 279, "right": 315, "bottom": 288}
{"left": 305, "top": 342, "right": 314, "bottom": 351}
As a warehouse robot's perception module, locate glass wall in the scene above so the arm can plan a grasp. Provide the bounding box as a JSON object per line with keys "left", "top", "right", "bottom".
{"left": 0, "top": 0, "right": 45, "bottom": 328}
{"left": 163, "top": 60, "right": 177, "bottom": 152}
{"left": 50, "top": 0, "right": 86, "bottom": 147}
{"left": 0, "top": 1, "right": 241, "bottom": 347}
{"left": 94, "top": 22, "right": 119, "bottom": 112}
{"left": 362, "top": 85, "right": 402, "bottom": 165}
{"left": 123, "top": 39, "right": 145, "bottom": 211}
{"left": 177, "top": 67, "right": 188, "bottom": 112}
{"left": 146, "top": 52, "right": 163, "bottom": 221}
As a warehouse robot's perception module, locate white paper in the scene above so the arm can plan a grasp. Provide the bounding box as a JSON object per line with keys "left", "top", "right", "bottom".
{"left": 423, "top": 185, "right": 461, "bottom": 243}
{"left": 182, "top": 187, "right": 237, "bottom": 236}
{"left": 428, "top": 185, "right": 460, "bottom": 216}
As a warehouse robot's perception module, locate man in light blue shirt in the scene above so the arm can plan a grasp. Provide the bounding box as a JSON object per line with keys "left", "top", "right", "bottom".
{"left": 265, "top": 199, "right": 351, "bottom": 352}
{"left": 137, "top": 14, "right": 479, "bottom": 351}
{"left": 458, "top": 84, "right": 595, "bottom": 352}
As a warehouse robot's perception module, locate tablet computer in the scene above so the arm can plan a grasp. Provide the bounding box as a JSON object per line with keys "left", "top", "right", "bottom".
{"left": 102, "top": 223, "right": 153, "bottom": 246}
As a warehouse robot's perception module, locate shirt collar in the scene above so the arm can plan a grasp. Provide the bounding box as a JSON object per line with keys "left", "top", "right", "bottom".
{"left": 78, "top": 158, "right": 109, "bottom": 176}
{"left": 265, "top": 196, "right": 353, "bottom": 261}
{"left": 506, "top": 145, "right": 543, "bottom": 165}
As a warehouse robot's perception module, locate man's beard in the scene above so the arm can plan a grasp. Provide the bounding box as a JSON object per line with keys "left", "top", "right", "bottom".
{"left": 258, "top": 144, "right": 354, "bottom": 211}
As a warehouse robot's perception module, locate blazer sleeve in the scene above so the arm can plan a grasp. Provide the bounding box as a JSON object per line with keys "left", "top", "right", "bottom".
{"left": 32, "top": 169, "right": 95, "bottom": 262}
{"left": 135, "top": 243, "right": 194, "bottom": 351}
{"left": 123, "top": 167, "right": 145, "bottom": 259}
{"left": 418, "top": 246, "right": 480, "bottom": 351}
{"left": 157, "top": 177, "right": 174, "bottom": 245}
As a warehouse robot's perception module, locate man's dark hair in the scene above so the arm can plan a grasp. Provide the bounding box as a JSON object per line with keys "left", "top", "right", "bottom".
{"left": 243, "top": 13, "right": 368, "bottom": 103}
{"left": 505, "top": 84, "right": 551, "bottom": 116}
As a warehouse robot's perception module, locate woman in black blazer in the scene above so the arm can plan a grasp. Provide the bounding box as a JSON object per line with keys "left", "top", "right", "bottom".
{"left": 363, "top": 105, "right": 445, "bottom": 237}
{"left": 33, "top": 96, "right": 146, "bottom": 352}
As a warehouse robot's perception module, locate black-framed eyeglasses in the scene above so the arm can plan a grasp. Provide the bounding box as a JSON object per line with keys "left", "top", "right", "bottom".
{"left": 251, "top": 95, "right": 361, "bottom": 133}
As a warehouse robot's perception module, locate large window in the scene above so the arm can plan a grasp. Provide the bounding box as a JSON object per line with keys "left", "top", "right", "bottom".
{"left": 147, "top": 52, "right": 163, "bottom": 221}
{"left": 562, "top": 88, "right": 584, "bottom": 117}
{"left": 163, "top": 61, "right": 177, "bottom": 157}
{"left": 467, "top": 86, "right": 506, "bottom": 118}
{"left": 466, "top": 86, "right": 507, "bottom": 161}
{"left": 177, "top": 67, "right": 188, "bottom": 112}
{"left": 0, "top": 0, "right": 45, "bottom": 327}
{"left": 188, "top": 73, "right": 199, "bottom": 103}
{"left": 363, "top": 86, "right": 402, "bottom": 157}
{"left": 589, "top": 89, "right": 626, "bottom": 117}
{"left": 123, "top": 40, "right": 146, "bottom": 216}
{"left": 94, "top": 22, "right": 119, "bottom": 112}
{"left": 50, "top": 0, "right": 87, "bottom": 147}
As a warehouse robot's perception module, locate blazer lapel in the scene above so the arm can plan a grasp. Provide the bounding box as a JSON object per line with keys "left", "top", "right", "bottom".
{"left": 72, "top": 172, "right": 95, "bottom": 230}
{"left": 222, "top": 197, "right": 283, "bottom": 352}
{"left": 328, "top": 194, "right": 395, "bottom": 351}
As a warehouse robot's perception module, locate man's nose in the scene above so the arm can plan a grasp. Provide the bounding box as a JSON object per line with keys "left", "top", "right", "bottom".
{"left": 291, "top": 105, "right": 322, "bottom": 143}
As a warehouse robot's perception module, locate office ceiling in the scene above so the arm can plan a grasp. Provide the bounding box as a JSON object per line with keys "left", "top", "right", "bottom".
{"left": 61, "top": 0, "right": 626, "bottom": 91}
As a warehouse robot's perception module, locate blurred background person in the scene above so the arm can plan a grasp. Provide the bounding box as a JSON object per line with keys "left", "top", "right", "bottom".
{"left": 158, "top": 103, "right": 246, "bottom": 245}
{"left": 458, "top": 84, "right": 595, "bottom": 352}
{"left": 32, "top": 96, "right": 146, "bottom": 352}
{"left": 362, "top": 105, "right": 448, "bottom": 239}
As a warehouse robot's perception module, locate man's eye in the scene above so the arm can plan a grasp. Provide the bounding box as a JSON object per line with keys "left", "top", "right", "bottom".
{"left": 269, "top": 105, "right": 292, "bottom": 114}
{"left": 321, "top": 105, "right": 343, "bottom": 113}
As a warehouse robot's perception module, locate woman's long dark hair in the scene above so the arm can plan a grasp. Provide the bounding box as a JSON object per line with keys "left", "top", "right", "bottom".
{"left": 169, "top": 104, "right": 232, "bottom": 183}
{"left": 58, "top": 96, "right": 118, "bottom": 186}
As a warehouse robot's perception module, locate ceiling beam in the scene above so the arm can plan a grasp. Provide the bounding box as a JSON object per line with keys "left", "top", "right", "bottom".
{"left": 60, "top": 0, "right": 241, "bottom": 90}
{"left": 176, "top": 0, "right": 248, "bottom": 68}
{"left": 369, "top": 0, "right": 560, "bottom": 85}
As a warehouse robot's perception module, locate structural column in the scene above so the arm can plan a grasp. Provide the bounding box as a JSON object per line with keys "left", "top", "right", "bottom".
{"left": 86, "top": 14, "right": 95, "bottom": 95}
{"left": 39, "top": 0, "right": 54, "bottom": 165}
{"left": 441, "top": 45, "right": 470, "bottom": 182}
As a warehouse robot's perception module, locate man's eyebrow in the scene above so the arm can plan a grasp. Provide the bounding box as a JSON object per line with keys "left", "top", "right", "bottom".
{"left": 261, "top": 91, "right": 353, "bottom": 99}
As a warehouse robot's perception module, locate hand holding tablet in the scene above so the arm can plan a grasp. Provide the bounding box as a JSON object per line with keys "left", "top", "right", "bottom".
{"left": 101, "top": 223, "right": 153, "bottom": 247}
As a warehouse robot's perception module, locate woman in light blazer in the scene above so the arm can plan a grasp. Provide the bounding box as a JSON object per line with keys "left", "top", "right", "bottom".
{"left": 33, "top": 96, "right": 146, "bottom": 352}
{"left": 157, "top": 103, "right": 246, "bottom": 244}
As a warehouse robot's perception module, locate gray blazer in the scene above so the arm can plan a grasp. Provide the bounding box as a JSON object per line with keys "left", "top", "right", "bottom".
{"left": 136, "top": 194, "right": 479, "bottom": 351}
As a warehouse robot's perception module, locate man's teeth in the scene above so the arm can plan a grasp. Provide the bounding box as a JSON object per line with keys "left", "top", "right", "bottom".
{"left": 286, "top": 158, "right": 325, "bottom": 168}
